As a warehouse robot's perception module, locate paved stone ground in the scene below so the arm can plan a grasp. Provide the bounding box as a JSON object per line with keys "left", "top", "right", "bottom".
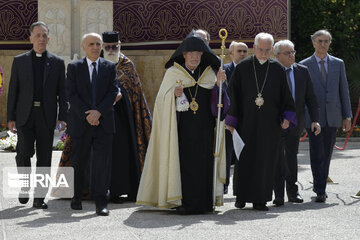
{"left": 0, "top": 140, "right": 359, "bottom": 240}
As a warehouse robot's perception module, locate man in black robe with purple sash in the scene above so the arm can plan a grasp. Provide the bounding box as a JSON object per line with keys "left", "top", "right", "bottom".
{"left": 226, "top": 32, "right": 296, "bottom": 211}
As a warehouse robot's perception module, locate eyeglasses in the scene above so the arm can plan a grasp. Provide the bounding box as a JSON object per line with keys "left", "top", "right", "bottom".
{"left": 257, "top": 48, "right": 272, "bottom": 53}
{"left": 104, "top": 44, "right": 119, "bottom": 51}
{"left": 315, "top": 39, "right": 331, "bottom": 44}
{"left": 237, "top": 49, "right": 248, "bottom": 53}
{"left": 281, "top": 50, "right": 296, "bottom": 56}
{"left": 186, "top": 52, "right": 203, "bottom": 57}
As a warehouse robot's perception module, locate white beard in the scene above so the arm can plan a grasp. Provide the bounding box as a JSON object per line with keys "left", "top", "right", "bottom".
{"left": 104, "top": 51, "right": 120, "bottom": 63}
{"left": 258, "top": 59, "right": 267, "bottom": 65}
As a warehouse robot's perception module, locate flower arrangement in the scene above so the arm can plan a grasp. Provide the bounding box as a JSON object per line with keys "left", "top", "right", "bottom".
{"left": 0, "top": 131, "right": 17, "bottom": 151}
{"left": 54, "top": 131, "right": 67, "bottom": 150}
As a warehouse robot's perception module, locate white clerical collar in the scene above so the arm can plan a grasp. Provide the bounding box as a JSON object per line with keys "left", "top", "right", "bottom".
{"left": 34, "top": 50, "right": 45, "bottom": 57}
{"left": 255, "top": 56, "right": 268, "bottom": 65}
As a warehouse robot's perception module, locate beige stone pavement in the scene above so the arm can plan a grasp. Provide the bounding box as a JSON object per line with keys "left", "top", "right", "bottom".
{"left": 0, "top": 140, "right": 359, "bottom": 240}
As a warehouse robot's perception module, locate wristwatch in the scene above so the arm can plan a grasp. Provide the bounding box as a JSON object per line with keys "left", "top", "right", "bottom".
{"left": 345, "top": 117, "right": 351, "bottom": 121}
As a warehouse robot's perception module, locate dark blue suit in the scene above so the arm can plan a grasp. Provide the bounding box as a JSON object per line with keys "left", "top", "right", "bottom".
{"left": 300, "top": 54, "right": 352, "bottom": 196}
{"left": 224, "top": 62, "right": 235, "bottom": 86}
{"left": 274, "top": 63, "right": 319, "bottom": 200}
{"left": 67, "top": 57, "right": 118, "bottom": 208}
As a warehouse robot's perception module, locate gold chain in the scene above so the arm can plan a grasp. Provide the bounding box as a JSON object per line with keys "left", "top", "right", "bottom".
{"left": 187, "top": 68, "right": 200, "bottom": 114}
{"left": 188, "top": 84, "right": 199, "bottom": 114}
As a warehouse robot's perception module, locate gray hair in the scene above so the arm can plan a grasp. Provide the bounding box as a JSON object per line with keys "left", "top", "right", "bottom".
{"left": 195, "top": 29, "right": 210, "bottom": 42}
{"left": 229, "top": 41, "right": 248, "bottom": 54}
{"left": 254, "top": 32, "right": 274, "bottom": 46}
{"left": 81, "top": 32, "right": 103, "bottom": 45}
{"left": 311, "top": 29, "right": 332, "bottom": 42}
{"left": 30, "top": 21, "right": 49, "bottom": 34}
{"left": 274, "top": 40, "right": 295, "bottom": 55}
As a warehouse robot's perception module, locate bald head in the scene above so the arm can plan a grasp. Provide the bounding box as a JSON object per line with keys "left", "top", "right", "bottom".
{"left": 195, "top": 29, "right": 210, "bottom": 45}
{"left": 82, "top": 33, "right": 103, "bottom": 61}
{"left": 229, "top": 41, "right": 248, "bottom": 64}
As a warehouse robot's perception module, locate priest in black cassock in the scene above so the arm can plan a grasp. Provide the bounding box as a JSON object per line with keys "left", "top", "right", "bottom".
{"left": 136, "top": 30, "right": 229, "bottom": 214}
{"left": 226, "top": 32, "right": 296, "bottom": 211}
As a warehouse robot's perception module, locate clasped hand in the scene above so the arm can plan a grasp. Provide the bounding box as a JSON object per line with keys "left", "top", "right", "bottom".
{"left": 216, "top": 68, "right": 226, "bottom": 87}
{"left": 174, "top": 86, "right": 183, "bottom": 97}
{"left": 85, "top": 110, "right": 101, "bottom": 126}
{"left": 281, "top": 119, "right": 290, "bottom": 129}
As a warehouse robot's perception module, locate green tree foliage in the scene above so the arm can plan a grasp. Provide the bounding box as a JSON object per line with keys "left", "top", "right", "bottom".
{"left": 291, "top": 0, "right": 360, "bottom": 118}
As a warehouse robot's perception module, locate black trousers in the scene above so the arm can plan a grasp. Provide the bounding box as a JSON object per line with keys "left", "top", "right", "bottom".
{"left": 16, "top": 106, "right": 54, "bottom": 200}
{"left": 225, "top": 130, "right": 235, "bottom": 188}
{"left": 274, "top": 127, "right": 301, "bottom": 200}
{"left": 71, "top": 125, "right": 112, "bottom": 208}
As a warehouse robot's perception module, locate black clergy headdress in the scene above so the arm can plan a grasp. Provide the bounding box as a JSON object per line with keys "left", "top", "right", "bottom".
{"left": 102, "top": 31, "right": 119, "bottom": 43}
{"left": 165, "top": 30, "right": 220, "bottom": 72}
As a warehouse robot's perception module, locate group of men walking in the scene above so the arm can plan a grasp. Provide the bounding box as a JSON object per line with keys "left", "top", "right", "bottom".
{"left": 7, "top": 21, "right": 352, "bottom": 216}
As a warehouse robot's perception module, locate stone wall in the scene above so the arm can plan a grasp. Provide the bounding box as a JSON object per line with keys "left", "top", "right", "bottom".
{"left": 0, "top": 50, "right": 24, "bottom": 124}
{"left": 0, "top": 0, "right": 277, "bottom": 124}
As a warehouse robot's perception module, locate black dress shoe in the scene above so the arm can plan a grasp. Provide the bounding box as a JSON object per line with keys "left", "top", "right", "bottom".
{"left": 126, "top": 195, "right": 136, "bottom": 202}
{"left": 71, "top": 198, "right": 82, "bottom": 210}
{"left": 33, "top": 199, "right": 48, "bottom": 209}
{"left": 235, "top": 201, "right": 246, "bottom": 209}
{"left": 288, "top": 194, "right": 304, "bottom": 203}
{"left": 224, "top": 186, "right": 228, "bottom": 194}
{"left": 176, "top": 206, "right": 190, "bottom": 215}
{"left": 315, "top": 194, "right": 326, "bottom": 202}
{"left": 19, "top": 193, "right": 29, "bottom": 204}
{"left": 253, "top": 203, "right": 269, "bottom": 211}
{"left": 110, "top": 195, "right": 125, "bottom": 204}
{"left": 96, "top": 207, "right": 109, "bottom": 216}
{"left": 273, "top": 198, "right": 284, "bottom": 206}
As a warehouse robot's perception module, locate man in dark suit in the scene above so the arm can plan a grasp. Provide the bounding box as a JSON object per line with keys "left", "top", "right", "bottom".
{"left": 273, "top": 40, "right": 321, "bottom": 206}
{"left": 224, "top": 41, "right": 248, "bottom": 82}
{"left": 300, "top": 30, "right": 352, "bottom": 202}
{"left": 7, "top": 21, "right": 67, "bottom": 209}
{"left": 67, "top": 32, "right": 118, "bottom": 216}
{"left": 223, "top": 41, "right": 248, "bottom": 194}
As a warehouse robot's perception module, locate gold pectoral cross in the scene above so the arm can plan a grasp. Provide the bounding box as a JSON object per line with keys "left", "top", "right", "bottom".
{"left": 255, "top": 93, "right": 264, "bottom": 108}
{"left": 189, "top": 98, "right": 199, "bottom": 114}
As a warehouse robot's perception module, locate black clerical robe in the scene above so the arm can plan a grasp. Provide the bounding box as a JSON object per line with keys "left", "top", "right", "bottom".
{"left": 226, "top": 56, "right": 296, "bottom": 203}
{"left": 177, "top": 65, "right": 217, "bottom": 212}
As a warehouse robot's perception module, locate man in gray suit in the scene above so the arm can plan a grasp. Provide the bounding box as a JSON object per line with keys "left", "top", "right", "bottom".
{"left": 300, "top": 29, "right": 352, "bottom": 202}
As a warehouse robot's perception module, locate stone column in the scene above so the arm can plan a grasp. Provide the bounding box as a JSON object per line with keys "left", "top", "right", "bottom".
{"left": 38, "top": 0, "right": 71, "bottom": 57}
{"left": 79, "top": 0, "right": 113, "bottom": 57}
{"left": 38, "top": 0, "right": 113, "bottom": 64}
